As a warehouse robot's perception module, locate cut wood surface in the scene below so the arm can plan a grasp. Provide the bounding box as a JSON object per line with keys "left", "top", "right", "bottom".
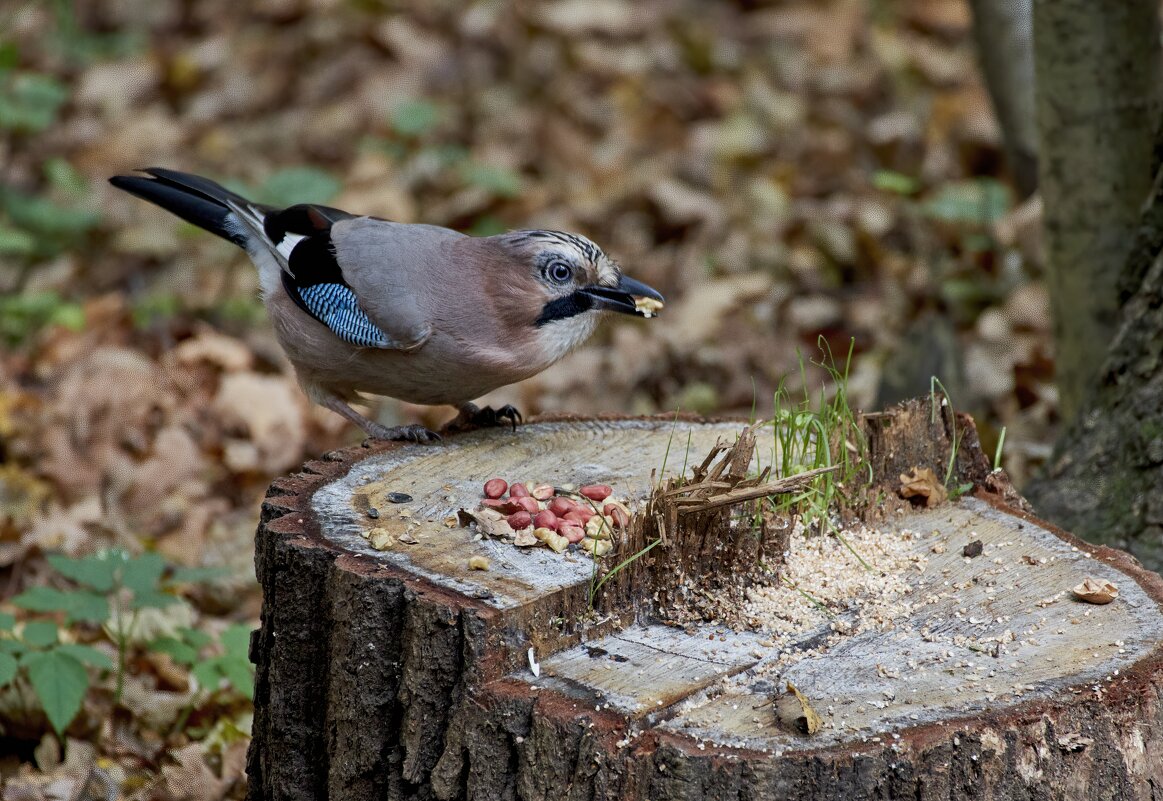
{"left": 247, "top": 412, "right": 1163, "bottom": 801}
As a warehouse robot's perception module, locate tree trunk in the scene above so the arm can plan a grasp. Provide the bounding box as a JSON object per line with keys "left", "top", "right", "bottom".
{"left": 1032, "top": 0, "right": 1161, "bottom": 423}
{"left": 247, "top": 409, "right": 1163, "bottom": 800}
{"left": 968, "top": 0, "right": 1038, "bottom": 196}
{"left": 1025, "top": 248, "right": 1163, "bottom": 569}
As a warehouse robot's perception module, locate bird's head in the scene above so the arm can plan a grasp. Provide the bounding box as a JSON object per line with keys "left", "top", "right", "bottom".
{"left": 489, "top": 229, "right": 665, "bottom": 363}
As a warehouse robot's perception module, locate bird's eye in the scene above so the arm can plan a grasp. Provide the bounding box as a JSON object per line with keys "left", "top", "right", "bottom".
{"left": 547, "top": 261, "right": 573, "bottom": 284}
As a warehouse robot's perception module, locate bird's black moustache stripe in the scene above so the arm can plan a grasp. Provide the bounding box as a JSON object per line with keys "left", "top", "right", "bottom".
{"left": 536, "top": 291, "right": 594, "bottom": 326}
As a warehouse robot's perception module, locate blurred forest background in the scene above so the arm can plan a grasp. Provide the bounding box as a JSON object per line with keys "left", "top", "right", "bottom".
{"left": 0, "top": 0, "right": 1067, "bottom": 795}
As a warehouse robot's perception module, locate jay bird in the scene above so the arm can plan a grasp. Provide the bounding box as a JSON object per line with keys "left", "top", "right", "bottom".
{"left": 109, "top": 168, "right": 664, "bottom": 442}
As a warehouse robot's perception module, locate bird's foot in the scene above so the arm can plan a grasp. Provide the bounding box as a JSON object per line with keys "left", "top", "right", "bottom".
{"left": 361, "top": 422, "right": 442, "bottom": 444}
{"left": 444, "top": 402, "right": 523, "bottom": 434}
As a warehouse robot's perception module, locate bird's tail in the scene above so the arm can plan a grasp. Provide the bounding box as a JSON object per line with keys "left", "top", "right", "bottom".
{"left": 108, "top": 168, "right": 270, "bottom": 249}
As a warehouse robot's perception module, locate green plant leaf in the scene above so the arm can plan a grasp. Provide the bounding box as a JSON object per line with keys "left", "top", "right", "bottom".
{"left": 872, "top": 170, "right": 919, "bottom": 195}
{"left": 149, "top": 636, "right": 198, "bottom": 666}
{"left": 220, "top": 624, "right": 252, "bottom": 658}
{"left": 11, "top": 586, "right": 108, "bottom": 623}
{"left": 130, "top": 589, "right": 180, "bottom": 611}
{"left": 191, "top": 659, "right": 221, "bottom": 693}
{"left": 12, "top": 586, "right": 72, "bottom": 613}
{"left": 54, "top": 643, "right": 114, "bottom": 671}
{"left": 1, "top": 190, "right": 99, "bottom": 236}
{"left": 120, "top": 552, "right": 165, "bottom": 594}
{"left": 0, "top": 43, "right": 19, "bottom": 71}
{"left": 921, "top": 179, "right": 1011, "bottom": 226}
{"left": 458, "top": 162, "right": 522, "bottom": 198}
{"left": 0, "top": 72, "right": 69, "bottom": 132}
{"left": 219, "top": 657, "right": 254, "bottom": 700}
{"left": 23, "top": 650, "right": 88, "bottom": 735}
{"left": 43, "top": 157, "right": 88, "bottom": 196}
{"left": 390, "top": 99, "right": 441, "bottom": 137}
{"left": 21, "top": 621, "right": 58, "bottom": 648}
{"left": 0, "top": 640, "right": 25, "bottom": 656}
{"left": 178, "top": 627, "right": 213, "bottom": 650}
{"left": 47, "top": 552, "right": 119, "bottom": 592}
{"left": 253, "top": 167, "right": 340, "bottom": 205}
{"left": 0, "top": 651, "right": 17, "bottom": 686}
{"left": 467, "top": 216, "right": 507, "bottom": 237}
{"left": 0, "top": 225, "right": 35, "bottom": 255}
{"left": 0, "top": 611, "right": 14, "bottom": 631}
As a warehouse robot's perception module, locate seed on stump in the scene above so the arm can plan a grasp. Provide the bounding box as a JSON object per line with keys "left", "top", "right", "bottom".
{"left": 548, "top": 497, "right": 576, "bottom": 517}
{"left": 579, "top": 484, "right": 612, "bottom": 501}
{"left": 507, "top": 510, "right": 533, "bottom": 530}
{"left": 484, "top": 478, "right": 508, "bottom": 499}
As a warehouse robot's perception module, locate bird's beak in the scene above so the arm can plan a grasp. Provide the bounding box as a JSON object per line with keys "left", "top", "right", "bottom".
{"left": 579, "top": 275, "right": 665, "bottom": 318}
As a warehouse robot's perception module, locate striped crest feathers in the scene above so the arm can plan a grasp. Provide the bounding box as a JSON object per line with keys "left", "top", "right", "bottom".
{"left": 498, "top": 229, "right": 620, "bottom": 286}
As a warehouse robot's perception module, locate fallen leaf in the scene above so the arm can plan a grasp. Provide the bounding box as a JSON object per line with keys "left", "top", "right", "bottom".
{"left": 899, "top": 467, "right": 949, "bottom": 507}
{"left": 1073, "top": 577, "right": 1118, "bottom": 605}
{"left": 161, "top": 743, "right": 224, "bottom": 801}
{"left": 461, "top": 509, "right": 516, "bottom": 540}
{"left": 774, "top": 680, "right": 822, "bottom": 735}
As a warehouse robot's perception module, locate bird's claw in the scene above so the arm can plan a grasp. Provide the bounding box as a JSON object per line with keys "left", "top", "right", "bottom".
{"left": 362, "top": 423, "right": 442, "bottom": 444}
{"left": 490, "top": 404, "right": 523, "bottom": 431}
{"left": 445, "top": 403, "right": 524, "bottom": 433}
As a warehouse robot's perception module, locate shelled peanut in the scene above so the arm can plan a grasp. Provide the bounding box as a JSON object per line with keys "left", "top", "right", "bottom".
{"left": 468, "top": 478, "right": 631, "bottom": 556}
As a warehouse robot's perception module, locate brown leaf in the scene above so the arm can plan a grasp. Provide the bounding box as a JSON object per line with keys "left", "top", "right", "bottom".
{"left": 161, "top": 743, "right": 224, "bottom": 801}
{"left": 775, "top": 681, "right": 822, "bottom": 735}
{"left": 1072, "top": 577, "right": 1118, "bottom": 605}
{"left": 213, "top": 372, "right": 306, "bottom": 474}
{"left": 899, "top": 467, "right": 949, "bottom": 507}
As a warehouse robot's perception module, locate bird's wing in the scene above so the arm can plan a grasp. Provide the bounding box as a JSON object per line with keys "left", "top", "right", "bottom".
{"left": 328, "top": 217, "right": 468, "bottom": 352}
{"left": 265, "top": 206, "right": 444, "bottom": 351}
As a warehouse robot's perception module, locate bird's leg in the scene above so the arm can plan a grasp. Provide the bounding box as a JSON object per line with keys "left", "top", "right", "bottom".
{"left": 444, "top": 402, "right": 524, "bottom": 433}
{"left": 321, "top": 397, "right": 441, "bottom": 443}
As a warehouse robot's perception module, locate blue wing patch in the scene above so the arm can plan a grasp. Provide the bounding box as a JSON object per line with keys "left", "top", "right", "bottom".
{"left": 298, "top": 283, "right": 391, "bottom": 348}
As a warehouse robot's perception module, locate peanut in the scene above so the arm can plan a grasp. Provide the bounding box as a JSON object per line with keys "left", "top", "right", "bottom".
{"left": 559, "top": 524, "right": 585, "bottom": 544}
{"left": 604, "top": 504, "right": 630, "bottom": 529}
{"left": 579, "top": 484, "right": 612, "bottom": 501}
{"left": 509, "top": 482, "right": 530, "bottom": 498}
{"left": 534, "top": 526, "right": 569, "bottom": 552}
{"left": 483, "top": 478, "right": 508, "bottom": 499}
{"left": 482, "top": 498, "right": 521, "bottom": 513}
{"left": 581, "top": 537, "right": 612, "bottom": 557}
{"left": 507, "top": 511, "right": 533, "bottom": 530}
{"left": 533, "top": 510, "right": 558, "bottom": 531}
{"left": 532, "top": 483, "right": 556, "bottom": 501}
{"left": 516, "top": 496, "right": 540, "bottom": 515}
{"left": 564, "top": 509, "right": 592, "bottom": 527}
{"left": 548, "top": 497, "right": 576, "bottom": 517}
{"left": 585, "top": 515, "right": 613, "bottom": 540}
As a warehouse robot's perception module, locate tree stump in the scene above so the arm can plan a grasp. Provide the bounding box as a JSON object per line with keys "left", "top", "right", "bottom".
{"left": 247, "top": 409, "right": 1163, "bottom": 800}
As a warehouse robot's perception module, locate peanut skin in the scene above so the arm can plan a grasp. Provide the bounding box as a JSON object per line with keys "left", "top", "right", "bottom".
{"left": 579, "top": 484, "right": 612, "bottom": 501}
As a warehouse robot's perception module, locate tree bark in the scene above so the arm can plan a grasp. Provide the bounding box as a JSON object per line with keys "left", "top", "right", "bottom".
{"left": 968, "top": 0, "right": 1038, "bottom": 197}
{"left": 247, "top": 410, "right": 1163, "bottom": 800}
{"left": 1032, "top": 0, "right": 1161, "bottom": 423}
{"left": 1025, "top": 249, "right": 1163, "bottom": 569}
